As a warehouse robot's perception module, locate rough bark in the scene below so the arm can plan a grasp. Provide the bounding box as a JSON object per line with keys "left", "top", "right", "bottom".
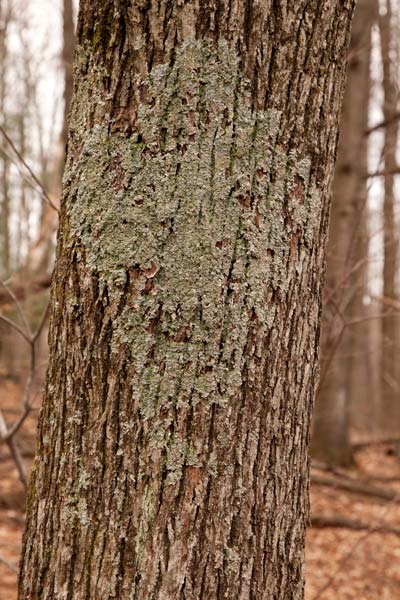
{"left": 19, "top": 2, "right": 354, "bottom": 599}
{"left": 379, "top": 2, "right": 400, "bottom": 437}
{"left": 312, "top": 0, "right": 374, "bottom": 465}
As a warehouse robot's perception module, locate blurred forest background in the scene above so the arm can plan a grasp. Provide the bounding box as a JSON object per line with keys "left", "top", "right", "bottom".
{"left": 1, "top": 0, "right": 400, "bottom": 598}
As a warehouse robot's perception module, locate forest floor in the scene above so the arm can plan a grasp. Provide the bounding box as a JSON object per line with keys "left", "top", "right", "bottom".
{"left": 1, "top": 379, "right": 400, "bottom": 599}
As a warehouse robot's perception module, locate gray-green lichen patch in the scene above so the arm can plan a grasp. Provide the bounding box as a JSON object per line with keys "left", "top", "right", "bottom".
{"left": 66, "top": 38, "right": 322, "bottom": 466}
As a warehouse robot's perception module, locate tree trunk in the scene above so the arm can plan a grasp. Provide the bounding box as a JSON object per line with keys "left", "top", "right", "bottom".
{"left": 61, "top": 0, "right": 75, "bottom": 158}
{"left": 29, "top": 0, "right": 76, "bottom": 275}
{"left": 0, "top": 150, "right": 10, "bottom": 277}
{"left": 19, "top": 2, "right": 354, "bottom": 599}
{"left": 312, "top": 0, "right": 374, "bottom": 465}
{"left": 0, "top": 2, "right": 11, "bottom": 277}
{"left": 379, "top": 1, "right": 400, "bottom": 437}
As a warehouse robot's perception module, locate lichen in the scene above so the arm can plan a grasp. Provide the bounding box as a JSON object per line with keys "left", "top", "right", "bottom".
{"left": 164, "top": 435, "right": 188, "bottom": 485}
{"left": 224, "top": 546, "right": 241, "bottom": 572}
{"left": 66, "top": 38, "right": 323, "bottom": 459}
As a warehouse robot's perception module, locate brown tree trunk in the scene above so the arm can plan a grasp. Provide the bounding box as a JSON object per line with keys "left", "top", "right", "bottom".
{"left": 19, "top": 2, "right": 354, "bottom": 598}
{"left": 0, "top": 150, "right": 10, "bottom": 277}
{"left": 0, "top": 1, "right": 11, "bottom": 277}
{"left": 61, "top": 0, "right": 75, "bottom": 158}
{"left": 29, "top": 0, "right": 75, "bottom": 275}
{"left": 379, "top": 1, "right": 400, "bottom": 437}
{"left": 312, "top": 0, "right": 374, "bottom": 465}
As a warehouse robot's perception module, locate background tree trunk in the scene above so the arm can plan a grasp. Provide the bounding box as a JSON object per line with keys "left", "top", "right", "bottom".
{"left": 61, "top": 0, "right": 75, "bottom": 160}
{"left": 0, "top": 1, "right": 11, "bottom": 278}
{"left": 29, "top": 0, "right": 75, "bottom": 276}
{"left": 312, "top": 0, "right": 374, "bottom": 465}
{"left": 19, "top": 2, "right": 354, "bottom": 599}
{"left": 379, "top": 1, "right": 400, "bottom": 437}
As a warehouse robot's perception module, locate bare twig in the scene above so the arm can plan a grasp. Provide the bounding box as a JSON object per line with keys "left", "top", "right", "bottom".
{"left": 1, "top": 405, "right": 33, "bottom": 443}
{"left": 0, "top": 279, "right": 32, "bottom": 335}
{"left": 312, "top": 492, "right": 400, "bottom": 599}
{"left": 312, "top": 473, "right": 398, "bottom": 501}
{"left": 366, "top": 166, "right": 400, "bottom": 178}
{"left": 346, "top": 310, "right": 400, "bottom": 326}
{"left": 370, "top": 294, "right": 400, "bottom": 311}
{"left": 353, "top": 436, "right": 400, "bottom": 450}
{"left": 0, "top": 124, "right": 59, "bottom": 213}
{"left": 0, "top": 314, "right": 31, "bottom": 344}
{"left": 0, "top": 288, "right": 51, "bottom": 486}
{"left": 0, "top": 409, "right": 27, "bottom": 489}
{"left": 311, "top": 460, "right": 400, "bottom": 484}
{"left": 311, "top": 513, "right": 400, "bottom": 536}
{"left": 0, "top": 273, "right": 51, "bottom": 307}
{"left": 365, "top": 110, "right": 400, "bottom": 135}
{"left": 0, "top": 554, "right": 18, "bottom": 574}
{"left": 311, "top": 460, "right": 354, "bottom": 480}
{"left": 8, "top": 436, "right": 28, "bottom": 489}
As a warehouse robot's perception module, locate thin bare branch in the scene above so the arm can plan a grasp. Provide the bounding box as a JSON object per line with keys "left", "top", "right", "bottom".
{"left": 0, "top": 273, "right": 51, "bottom": 306}
{"left": 1, "top": 405, "right": 32, "bottom": 443}
{"left": 312, "top": 473, "right": 398, "bottom": 501}
{"left": 366, "top": 166, "right": 400, "bottom": 178}
{"left": 8, "top": 436, "right": 28, "bottom": 489}
{"left": 311, "top": 513, "right": 400, "bottom": 536}
{"left": 353, "top": 436, "right": 400, "bottom": 450}
{"left": 365, "top": 110, "right": 400, "bottom": 135}
{"left": 0, "top": 410, "right": 27, "bottom": 489}
{"left": 0, "top": 124, "right": 59, "bottom": 213}
{"left": 0, "top": 554, "right": 18, "bottom": 574}
{"left": 312, "top": 492, "right": 400, "bottom": 599}
{"left": 371, "top": 294, "right": 400, "bottom": 311}
{"left": 0, "top": 314, "right": 32, "bottom": 345}
{"left": 0, "top": 279, "right": 32, "bottom": 336}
